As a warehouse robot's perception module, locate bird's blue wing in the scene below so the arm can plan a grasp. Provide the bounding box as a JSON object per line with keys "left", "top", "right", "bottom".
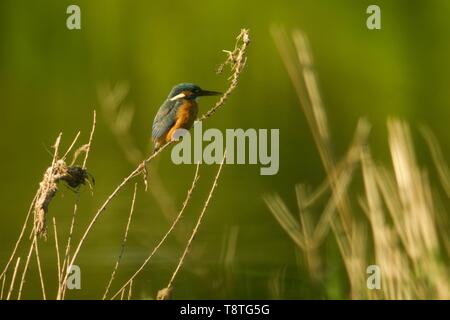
{"left": 152, "top": 99, "right": 180, "bottom": 140}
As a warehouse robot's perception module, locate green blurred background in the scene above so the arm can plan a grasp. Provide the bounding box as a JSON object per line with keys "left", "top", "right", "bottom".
{"left": 1, "top": 0, "right": 449, "bottom": 299}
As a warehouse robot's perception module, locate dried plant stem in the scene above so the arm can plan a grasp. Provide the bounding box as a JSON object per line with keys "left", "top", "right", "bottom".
{"left": 17, "top": 237, "right": 36, "bottom": 300}
{"left": 110, "top": 163, "right": 201, "bottom": 300}
{"left": 57, "top": 143, "right": 169, "bottom": 300}
{"left": 62, "top": 131, "right": 81, "bottom": 160}
{"left": 103, "top": 183, "right": 138, "bottom": 300}
{"left": 0, "top": 272, "right": 6, "bottom": 299}
{"left": 276, "top": 32, "right": 350, "bottom": 193}
{"left": 166, "top": 153, "right": 226, "bottom": 291}
{"left": 127, "top": 280, "right": 133, "bottom": 300}
{"left": 272, "top": 26, "right": 354, "bottom": 265}
{"left": 0, "top": 192, "right": 37, "bottom": 280}
{"left": 59, "top": 171, "right": 137, "bottom": 299}
{"left": 59, "top": 192, "right": 80, "bottom": 299}
{"left": 6, "top": 258, "right": 21, "bottom": 300}
{"left": 82, "top": 110, "right": 96, "bottom": 169}
{"left": 33, "top": 238, "right": 46, "bottom": 300}
{"left": 53, "top": 217, "right": 62, "bottom": 286}
{"left": 199, "top": 29, "right": 250, "bottom": 121}
{"left": 58, "top": 111, "right": 96, "bottom": 300}
{"left": 420, "top": 126, "right": 450, "bottom": 197}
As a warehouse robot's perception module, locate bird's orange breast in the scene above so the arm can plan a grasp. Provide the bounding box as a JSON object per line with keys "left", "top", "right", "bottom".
{"left": 165, "top": 99, "right": 198, "bottom": 143}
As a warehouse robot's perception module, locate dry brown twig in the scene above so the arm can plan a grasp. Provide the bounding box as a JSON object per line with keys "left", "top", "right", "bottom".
{"left": 58, "top": 141, "right": 170, "bottom": 298}
{"left": 200, "top": 29, "right": 250, "bottom": 121}
{"left": 33, "top": 238, "right": 46, "bottom": 299}
{"left": 52, "top": 217, "right": 62, "bottom": 286}
{"left": 17, "top": 231, "right": 38, "bottom": 299}
{"left": 0, "top": 192, "right": 37, "bottom": 281}
{"left": 110, "top": 163, "right": 201, "bottom": 299}
{"left": 0, "top": 272, "right": 6, "bottom": 299}
{"left": 127, "top": 280, "right": 133, "bottom": 300}
{"left": 6, "top": 258, "right": 21, "bottom": 300}
{"left": 158, "top": 152, "right": 227, "bottom": 300}
{"left": 58, "top": 110, "right": 97, "bottom": 299}
{"left": 103, "top": 183, "right": 138, "bottom": 300}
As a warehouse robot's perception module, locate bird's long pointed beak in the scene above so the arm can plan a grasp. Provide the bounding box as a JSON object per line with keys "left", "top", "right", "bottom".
{"left": 199, "top": 89, "right": 221, "bottom": 97}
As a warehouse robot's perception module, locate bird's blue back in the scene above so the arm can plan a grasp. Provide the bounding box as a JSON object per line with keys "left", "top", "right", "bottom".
{"left": 152, "top": 98, "right": 182, "bottom": 140}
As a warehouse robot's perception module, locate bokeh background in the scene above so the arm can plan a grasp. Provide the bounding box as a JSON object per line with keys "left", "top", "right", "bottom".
{"left": 1, "top": 0, "right": 449, "bottom": 299}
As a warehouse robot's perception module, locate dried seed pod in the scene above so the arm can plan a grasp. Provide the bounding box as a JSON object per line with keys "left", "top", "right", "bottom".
{"left": 34, "top": 160, "right": 94, "bottom": 237}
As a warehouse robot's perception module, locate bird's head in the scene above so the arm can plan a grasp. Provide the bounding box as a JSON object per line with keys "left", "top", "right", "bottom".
{"left": 168, "top": 83, "right": 221, "bottom": 101}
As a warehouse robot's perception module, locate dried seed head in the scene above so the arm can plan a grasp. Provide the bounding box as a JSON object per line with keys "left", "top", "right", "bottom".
{"left": 34, "top": 160, "right": 93, "bottom": 237}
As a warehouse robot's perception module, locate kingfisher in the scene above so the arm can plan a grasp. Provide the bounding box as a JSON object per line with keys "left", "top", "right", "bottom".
{"left": 152, "top": 83, "right": 220, "bottom": 152}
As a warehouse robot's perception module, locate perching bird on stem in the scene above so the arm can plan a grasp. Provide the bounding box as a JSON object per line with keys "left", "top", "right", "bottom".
{"left": 151, "top": 83, "right": 220, "bottom": 152}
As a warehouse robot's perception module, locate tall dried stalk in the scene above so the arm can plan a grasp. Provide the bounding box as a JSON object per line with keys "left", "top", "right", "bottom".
{"left": 103, "top": 183, "right": 138, "bottom": 299}
{"left": 33, "top": 238, "right": 46, "bottom": 299}
{"left": 272, "top": 27, "right": 355, "bottom": 270}
{"left": 17, "top": 235, "right": 37, "bottom": 300}
{"left": 52, "top": 217, "right": 62, "bottom": 287}
{"left": 265, "top": 120, "right": 369, "bottom": 280}
{"left": 0, "top": 272, "right": 6, "bottom": 299}
{"left": 6, "top": 258, "right": 21, "bottom": 300}
{"left": 110, "top": 163, "right": 201, "bottom": 300}
{"left": 0, "top": 192, "right": 37, "bottom": 280}
{"left": 267, "top": 27, "right": 450, "bottom": 299}
{"left": 58, "top": 110, "right": 96, "bottom": 299}
{"left": 420, "top": 126, "right": 450, "bottom": 197}
{"left": 199, "top": 29, "right": 250, "bottom": 121}
{"left": 158, "top": 153, "right": 227, "bottom": 300}
{"left": 56, "top": 141, "right": 170, "bottom": 299}
{"left": 271, "top": 27, "right": 364, "bottom": 294}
